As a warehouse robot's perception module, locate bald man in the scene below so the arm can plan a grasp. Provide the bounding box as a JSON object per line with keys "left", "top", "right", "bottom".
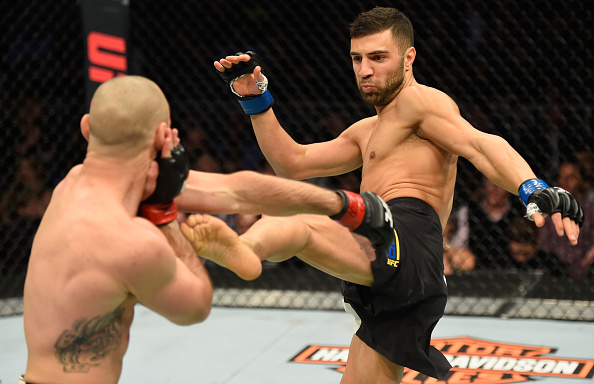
{"left": 21, "top": 76, "right": 215, "bottom": 384}
{"left": 21, "top": 76, "right": 393, "bottom": 383}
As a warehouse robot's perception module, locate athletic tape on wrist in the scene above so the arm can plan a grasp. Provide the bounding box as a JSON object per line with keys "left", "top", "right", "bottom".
{"left": 518, "top": 178, "right": 549, "bottom": 206}
{"left": 254, "top": 75, "right": 269, "bottom": 93}
{"left": 238, "top": 90, "right": 274, "bottom": 115}
{"left": 525, "top": 202, "right": 543, "bottom": 221}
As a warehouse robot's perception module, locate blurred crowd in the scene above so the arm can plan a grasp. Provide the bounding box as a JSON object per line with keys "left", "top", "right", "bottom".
{"left": 1, "top": 0, "right": 593, "bottom": 285}
{"left": 444, "top": 152, "right": 594, "bottom": 279}
{"left": 1, "top": 94, "right": 592, "bottom": 281}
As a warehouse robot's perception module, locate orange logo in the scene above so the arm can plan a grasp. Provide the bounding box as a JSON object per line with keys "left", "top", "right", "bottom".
{"left": 290, "top": 337, "right": 594, "bottom": 383}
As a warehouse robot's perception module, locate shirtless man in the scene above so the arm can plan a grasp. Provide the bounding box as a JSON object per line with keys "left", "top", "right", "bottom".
{"left": 211, "top": 7, "right": 584, "bottom": 384}
{"left": 21, "top": 75, "right": 392, "bottom": 384}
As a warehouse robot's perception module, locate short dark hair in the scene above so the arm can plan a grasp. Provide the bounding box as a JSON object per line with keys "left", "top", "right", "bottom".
{"left": 508, "top": 218, "right": 538, "bottom": 244}
{"left": 349, "top": 7, "right": 414, "bottom": 51}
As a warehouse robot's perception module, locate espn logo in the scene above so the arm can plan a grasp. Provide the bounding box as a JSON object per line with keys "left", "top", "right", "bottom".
{"left": 87, "top": 31, "right": 127, "bottom": 83}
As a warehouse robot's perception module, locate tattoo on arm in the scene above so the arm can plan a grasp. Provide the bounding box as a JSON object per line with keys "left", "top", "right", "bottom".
{"left": 54, "top": 306, "right": 125, "bottom": 373}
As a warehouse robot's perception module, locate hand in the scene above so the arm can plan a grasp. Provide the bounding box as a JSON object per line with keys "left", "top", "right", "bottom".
{"left": 214, "top": 53, "right": 265, "bottom": 97}
{"left": 214, "top": 51, "right": 273, "bottom": 115}
{"left": 531, "top": 211, "right": 581, "bottom": 246}
{"left": 525, "top": 187, "right": 582, "bottom": 245}
{"left": 520, "top": 180, "right": 583, "bottom": 246}
{"left": 161, "top": 127, "right": 180, "bottom": 157}
{"left": 139, "top": 128, "right": 190, "bottom": 226}
{"left": 142, "top": 126, "right": 179, "bottom": 201}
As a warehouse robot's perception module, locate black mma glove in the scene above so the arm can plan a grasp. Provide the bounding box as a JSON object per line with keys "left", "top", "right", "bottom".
{"left": 217, "top": 51, "right": 274, "bottom": 115}
{"left": 519, "top": 178, "right": 584, "bottom": 227}
{"left": 139, "top": 145, "right": 190, "bottom": 226}
{"left": 331, "top": 190, "right": 395, "bottom": 256}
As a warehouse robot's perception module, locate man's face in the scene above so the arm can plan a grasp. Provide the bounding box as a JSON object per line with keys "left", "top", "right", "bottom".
{"left": 350, "top": 30, "right": 406, "bottom": 107}
{"left": 509, "top": 241, "right": 537, "bottom": 264}
{"left": 557, "top": 163, "right": 581, "bottom": 194}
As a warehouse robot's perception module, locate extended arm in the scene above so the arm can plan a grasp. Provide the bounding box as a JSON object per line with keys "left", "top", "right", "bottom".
{"left": 214, "top": 52, "right": 363, "bottom": 180}
{"left": 175, "top": 170, "right": 345, "bottom": 215}
{"left": 416, "top": 88, "right": 582, "bottom": 243}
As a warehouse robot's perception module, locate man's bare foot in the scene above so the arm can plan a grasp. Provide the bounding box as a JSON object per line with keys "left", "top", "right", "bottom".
{"left": 180, "top": 214, "right": 262, "bottom": 280}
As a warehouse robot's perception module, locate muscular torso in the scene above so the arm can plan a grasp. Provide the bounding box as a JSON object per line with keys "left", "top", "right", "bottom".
{"left": 357, "top": 85, "right": 458, "bottom": 230}
{"left": 23, "top": 167, "right": 139, "bottom": 384}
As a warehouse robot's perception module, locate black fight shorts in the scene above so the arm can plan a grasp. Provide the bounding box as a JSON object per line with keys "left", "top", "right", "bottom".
{"left": 342, "top": 197, "right": 451, "bottom": 379}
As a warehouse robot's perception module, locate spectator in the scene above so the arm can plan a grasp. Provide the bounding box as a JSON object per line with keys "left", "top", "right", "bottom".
{"left": 503, "top": 218, "right": 565, "bottom": 275}
{"left": 574, "top": 149, "right": 594, "bottom": 193}
{"left": 539, "top": 162, "right": 594, "bottom": 279}
{"left": 466, "top": 177, "right": 523, "bottom": 269}
{"left": 443, "top": 217, "right": 476, "bottom": 275}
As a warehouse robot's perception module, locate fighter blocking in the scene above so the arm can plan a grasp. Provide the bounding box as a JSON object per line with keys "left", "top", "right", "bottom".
{"left": 139, "top": 144, "right": 191, "bottom": 225}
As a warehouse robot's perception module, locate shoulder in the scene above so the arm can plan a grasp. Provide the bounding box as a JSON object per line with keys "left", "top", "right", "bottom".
{"left": 53, "top": 165, "right": 83, "bottom": 193}
{"left": 347, "top": 115, "right": 376, "bottom": 130}
{"left": 341, "top": 116, "right": 376, "bottom": 140}
{"left": 116, "top": 219, "right": 177, "bottom": 283}
{"left": 398, "top": 84, "right": 460, "bottom": 116}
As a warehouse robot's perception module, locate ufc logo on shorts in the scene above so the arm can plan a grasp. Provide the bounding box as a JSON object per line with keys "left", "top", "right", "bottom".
{"left": 386, "top": 233, "right": 399, "bottom": 267}
{"left": 87, "top": 31, "right": 127, "bottom": 83}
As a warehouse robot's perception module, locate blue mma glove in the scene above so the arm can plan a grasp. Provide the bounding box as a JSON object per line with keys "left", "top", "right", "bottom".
{"left": 331, "top": 190, "right": 395, "bottom": 257}
{"left": 217, "top": 51, "right": 274, "bottom": 115}
{"left": 139, "top": 145, "right": 190, "bottom": 226}
{"left": 519, "top": 178, "right": 584, "bottom": 227}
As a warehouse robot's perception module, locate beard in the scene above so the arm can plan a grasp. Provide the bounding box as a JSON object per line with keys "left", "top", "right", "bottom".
{"left": 357, "top": 60, "right": 405, "bottom": 107}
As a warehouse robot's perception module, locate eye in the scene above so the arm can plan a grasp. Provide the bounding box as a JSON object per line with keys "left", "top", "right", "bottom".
{"left": 351, "top": 56, "right": 362, "bottom": 63}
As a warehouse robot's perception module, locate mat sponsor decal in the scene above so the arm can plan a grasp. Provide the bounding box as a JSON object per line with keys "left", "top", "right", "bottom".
{"left": 290, "top": 337, "right": 594, "bottom": 383}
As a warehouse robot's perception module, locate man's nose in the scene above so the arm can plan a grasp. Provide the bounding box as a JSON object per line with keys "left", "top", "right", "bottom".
{"left": 358, "top": 59, "right": 373, "bottom": 77}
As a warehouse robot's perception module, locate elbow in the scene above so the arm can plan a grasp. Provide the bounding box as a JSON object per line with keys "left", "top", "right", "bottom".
{"left": 172, "top": 306, "right": 211, "bottom": 326}
{"left": 261, "top": 160, "right": 303, "bottom": 180}
{"left": 172, "top": 286, "right": 213, "bottom": 326}
{"left": 272, "top": 167, "right": 309, "bottom": 180}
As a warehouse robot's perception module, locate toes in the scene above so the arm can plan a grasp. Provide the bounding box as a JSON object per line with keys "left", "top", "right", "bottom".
{"left": 179, "top": 223, "right": 195, "bottom": 243}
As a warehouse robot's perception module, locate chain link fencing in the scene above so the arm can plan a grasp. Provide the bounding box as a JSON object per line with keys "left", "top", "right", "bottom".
{"left": 1, "top": 0, "right": 593, "bottom": 320}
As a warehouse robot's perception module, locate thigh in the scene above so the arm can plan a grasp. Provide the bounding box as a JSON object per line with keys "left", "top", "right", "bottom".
{"left": 341, "top": 334, "right": 404, "bottom": 384}
{"left": 293, "top": 214, "right": 373, "bottom": 287}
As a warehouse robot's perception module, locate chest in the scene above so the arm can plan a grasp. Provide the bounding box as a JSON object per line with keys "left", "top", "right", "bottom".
{"left": 362, "top": 117, "right": 419, "bottom": 164}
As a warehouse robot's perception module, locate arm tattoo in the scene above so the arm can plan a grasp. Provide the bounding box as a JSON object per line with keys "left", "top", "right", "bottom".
{"left": 54, "top": 306, "right": 125, "bottom": 373}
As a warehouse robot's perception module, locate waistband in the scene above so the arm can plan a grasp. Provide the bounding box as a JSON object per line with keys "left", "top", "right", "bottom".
{"left": 385, "top": 197, "right": 441, "bottom": 227}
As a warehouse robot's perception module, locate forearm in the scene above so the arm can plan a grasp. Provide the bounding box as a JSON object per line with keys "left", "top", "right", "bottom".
{"left": 250, "top": 109, "right": 306, "bottom": 178}
{"left": 159, "top": 221, "right": 212, "bottom": 323}
{"left": 176, "top": 170, "right": 343, "bottom": 216}
{"left": 470, "top": 135, "right": 536, "bottom": 194}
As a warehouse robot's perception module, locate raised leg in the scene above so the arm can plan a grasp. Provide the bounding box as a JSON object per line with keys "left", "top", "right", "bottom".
{"left": 240, "top": 214, "right": 374, "bottom": 286}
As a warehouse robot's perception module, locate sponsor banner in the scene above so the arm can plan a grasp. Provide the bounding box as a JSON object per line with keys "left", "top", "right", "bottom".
{"left": 291, "top": 337, "right": 594, "bottom": 383}
{"left": 81, "top": 0, "right": 129, "bottom": 109}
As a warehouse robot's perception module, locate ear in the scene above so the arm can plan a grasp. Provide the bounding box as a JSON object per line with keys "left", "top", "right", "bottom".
{"left": 153, "top": 122, "right": 170, "bottom": 151}
{"left": 80, "top": 114, "right": 91, "bottom": 142}
{"left": 404, "top": 47, "right": 416, "bottom": 71}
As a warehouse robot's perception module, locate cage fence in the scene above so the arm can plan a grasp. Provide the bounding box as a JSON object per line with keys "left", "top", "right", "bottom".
{"left": 0, "top": 0, "right": 593, "bottom": 320}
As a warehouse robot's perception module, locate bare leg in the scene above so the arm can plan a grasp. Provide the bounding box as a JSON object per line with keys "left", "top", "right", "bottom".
{"left": 240, "top": 214, "right": 374, "bottom": 286}
{"left": 341, "top": 335, "right": 404, "bottom": 384}
{"left": 180, "top": 214, "right": 262, "bottom": 281}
